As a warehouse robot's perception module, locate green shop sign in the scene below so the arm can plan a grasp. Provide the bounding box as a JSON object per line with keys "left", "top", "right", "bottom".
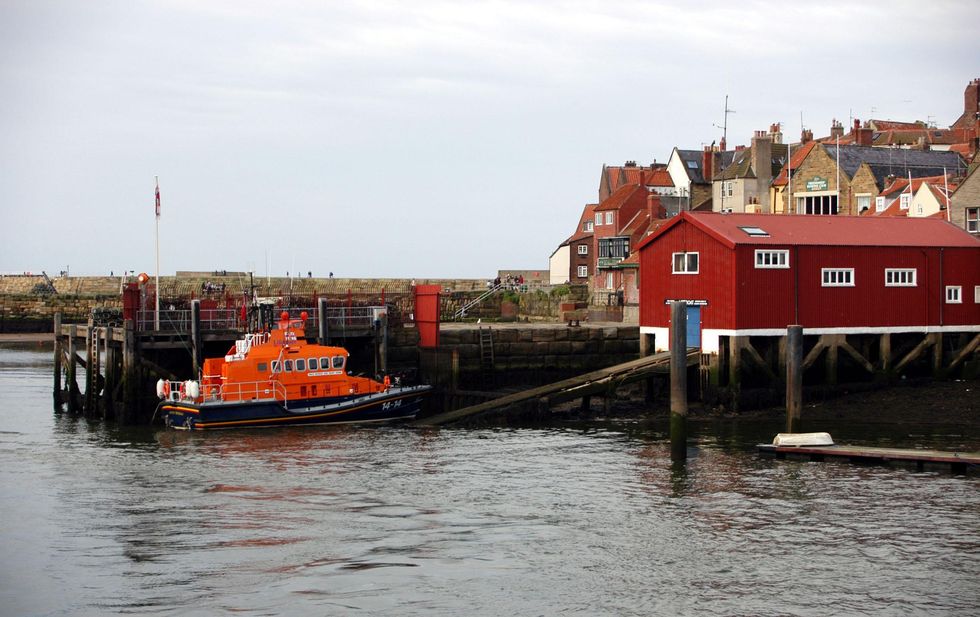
{"left": 805, "top": 176, "right": 828, "bottom": 191}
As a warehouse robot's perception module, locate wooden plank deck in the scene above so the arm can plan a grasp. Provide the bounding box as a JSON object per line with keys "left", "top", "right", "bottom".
{"left": 758, "top": 443, "right": 980, "bottom": 472}
{"left": 414, "top": 348, "right": 699, "bottom": 426}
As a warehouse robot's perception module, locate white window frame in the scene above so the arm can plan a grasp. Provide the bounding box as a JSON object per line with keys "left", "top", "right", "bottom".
{"left": 584, "top": 221, "right": 593, "bottom": 232}
{"left": 595, "top": 213, "right": 602, "bottom": 226}
{"left": 754, "top": 249, "right": 789, "bottom": 269}
{"left": 899, "top": 193, "right": 911, "bottom": 210}
{"left": 967, "top": 207, "right": 979, "bottom": 233}
{"left": 884, "top": 268, "right": 916, "bottom": 287}
{"left": 672, "top": 252, "right": 699, "bottom": 274}
{"left": 856, "top": 194, "right": 872, "bottom": 213}
{"left": 875, "top": 196, "right": 885, "bottom": 212}
{"left": 577, "top": 265, "right": 588, "bottom": 278}
{"left": 975, "top": 285, "right": 980, "bottom": 304}
{"left": 605, "top": 212, "right": 614, "bottom": 225}
{"left": 821, "top": 268, "right": 854, "bottom": 287}
{"left": 577, "top": 244, "right": 588, "bottom": 255}
{"left": 946, "top": 286, "right": 962, "bottom": 304}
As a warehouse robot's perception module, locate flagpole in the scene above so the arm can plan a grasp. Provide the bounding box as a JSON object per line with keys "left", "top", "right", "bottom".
{"left": 155, "top": 176, "right": 160, "bottom": 331}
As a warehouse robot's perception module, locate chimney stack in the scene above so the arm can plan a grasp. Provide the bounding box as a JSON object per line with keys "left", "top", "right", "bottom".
{"left": 647, "top": 194, "right": 664, "bottom": 220}
{"left": 702, "top": 146, "right": 714, "bottom": 183}
{"left": 830, "top": 119, "right": 844, "bottom": 139}
{"left": 752, "top": 129, "right": 773, "bottom": 213}
{"left": 801, "top": 128, "right": 813, "bottom": 143}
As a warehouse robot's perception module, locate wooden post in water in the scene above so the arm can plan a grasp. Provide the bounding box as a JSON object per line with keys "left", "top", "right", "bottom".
{"left": 53, "top": 313, "right": 62, "bottom": 411}
{"left": 84, "top": 319, "right": 95, "bottom": 417}
{"left": 317, "top": 297, "right": 329, "bottom": 345}
{"left": 670, "top": 301, "right": 688, "bottom": 462}
{"left": 121, "top": 319, "right": 137, "bottom": 424}
{"left": 379, "top": 312, "right": 388, "bottom": 375}
{"left": 786, "top": 325, "right": 803, "bottom": 433}
{"left": 191, "top": 299, "right": 202, "bottom": 377}
{"left": 66, "top": 324, "right": 78, "bottom": 413}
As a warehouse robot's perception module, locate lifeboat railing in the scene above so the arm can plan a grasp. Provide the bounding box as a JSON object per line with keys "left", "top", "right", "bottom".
{"left": 200, "top": 380, "right": 289, "bottom": 405}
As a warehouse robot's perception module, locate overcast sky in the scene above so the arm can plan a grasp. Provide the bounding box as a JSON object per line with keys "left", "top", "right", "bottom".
{"left": 1, "top": 1, "right": 977, "bottom": 278}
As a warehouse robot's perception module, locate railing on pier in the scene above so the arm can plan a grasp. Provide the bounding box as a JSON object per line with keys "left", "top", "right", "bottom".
{"left": 138, "top": 305, "right": 387, "bottom": 333}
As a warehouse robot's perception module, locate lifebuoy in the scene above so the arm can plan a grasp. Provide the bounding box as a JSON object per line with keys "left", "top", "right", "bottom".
{"left": 162, "top": 381, "right": 171, "bottom": 398}
{"left": 179, "top": 382, "right": 187, "bottom": 399}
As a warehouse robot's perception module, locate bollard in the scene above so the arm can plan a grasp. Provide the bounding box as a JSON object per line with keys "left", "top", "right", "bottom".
{"left": 670, "top": 301, "right": 688, "bottom": 462}
{"left": 786, "top": 325, "right": 803, "bottom": 432}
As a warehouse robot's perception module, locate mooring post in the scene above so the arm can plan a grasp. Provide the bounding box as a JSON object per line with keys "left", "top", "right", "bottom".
{"left": 450, "top": 349, "right": 460, "bottom": 394}
{"left": 122, "top": 319, "right": 136, "bottom": 424}
{"left": 84, "top": 319, "right": 95, "bottom": 416}
{"left": 670, "top": 301, "right": 688, "bottom": 462}
{"left": 101, "top": 326, "right": 113, "bottom": 420}
{"left": 786, "top": 325, "right": 803, "bottom": 433}
{"left": 580, "top": 395, "right": 591, "bottom": 412}
{"left": 191, "top": 299, "right": 202, "bottom": 376}
{"left": 66, "top": 324, "right": 78, "bottom": 413}
{"left": 318, "top": 297, "right": 328, "bottom": 345}
{"left": 379, "top": 312, "right": 389, "bottom": 375}
{"left": 53, "top": 313, "right": 62, "bottom": 411}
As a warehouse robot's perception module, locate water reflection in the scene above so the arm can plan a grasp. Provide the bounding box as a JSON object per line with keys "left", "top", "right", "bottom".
{"left": 1, "top": 344, "right": 978, "bottom": 616}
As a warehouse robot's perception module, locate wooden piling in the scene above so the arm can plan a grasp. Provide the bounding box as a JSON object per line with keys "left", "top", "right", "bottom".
{"left": 121, "top": 319, "right": 137, "bottom": 424}
{"left": 379, "top": 312, "right": 388, "bottom": 375}
{"left": 84, "top": 319, "right": 95, "bottom": 416}
{"left": 53, "top": 313, "right": 62, "bottom": 411}
{"left": 66, "top": 324, "right": 78, "bottom": 413}
{"left": 670, "top": 301, "right": 688, "bottom": 462}
{"left": 191, "top": 299, "right": 202, "bottom": 376}
{"left": 318, "top": 297, "right": 329, "bottom": 345}
{"left": 785, "top": 325, "right": 803, "bottom": 433}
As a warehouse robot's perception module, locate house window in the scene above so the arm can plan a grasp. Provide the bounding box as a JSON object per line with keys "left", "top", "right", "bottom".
{"left": 595, "top": 213, "right": 602, "bottom": 226}
{"left": 577, "top": 265, "right": 588, "bottom": 278}
{"left": 672, "top": 252, "right": 699, "bottom": 274}
{"left": 605, "top": 212, "right": 614, "bottom": 225}
{"left": 857, "top": 194, "right": 871, "bottom": 213}
{"left": 598, "top": 237, "right": 629, "bottom": 259}
{"left": 605, "top": 273, "right": 614, "bottom": 288}
{"left": 821, "top": 268, "right": 854, "bottom": 287}
{"left": 899, "top": 193, "right": 910, "bottom": 210}
{"left": 885, "top": 268, "right": 916, "bottom": 287}
{"left": 967, "top": 207, "right": 979, "bottom": 233}
{"left": 946, "top": 286, "right": 962, "bottom": 304}
{"left": 724, "top": 181, "right": 733, "bottom": 197}
{"left": 583, "top": 221, "right": 594, "bottom": 232}
{"left": 577, "top": 244, "right": 588, "bottom": 255}
{"left": 754, "top": 250, "right": 789, "bottom": 268}
{"left": 875, "top": 196, "right": 885, "bottom": 212}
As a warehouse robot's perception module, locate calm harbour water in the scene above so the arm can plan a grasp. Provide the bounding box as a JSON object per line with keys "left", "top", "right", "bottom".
{"left": 1, "top": 343, "right": 978, "bottom": 616}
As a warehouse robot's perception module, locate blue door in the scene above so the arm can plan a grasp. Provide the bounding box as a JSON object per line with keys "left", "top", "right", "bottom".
{"left": 686, "top": 306, "right": 701, "bottom": 348}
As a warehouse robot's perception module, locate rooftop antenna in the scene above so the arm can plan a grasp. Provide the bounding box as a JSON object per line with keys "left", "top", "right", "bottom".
{"left": 713, "top": 95, "right": 735, "bottom": 148}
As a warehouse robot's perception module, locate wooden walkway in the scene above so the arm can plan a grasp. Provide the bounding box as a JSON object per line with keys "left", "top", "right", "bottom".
{"left": 414, "top": 348, "right": 699, "bottom": 426}
{"left": 758, "top": 444, "right": 980, "bottom": 473}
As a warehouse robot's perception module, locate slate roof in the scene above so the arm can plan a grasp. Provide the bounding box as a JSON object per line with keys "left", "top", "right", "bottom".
{"left": 637, "top": 211, "right": 980, "bottom": 251}
{"left": 827, "top": 145, "right": 966, "bottom": 187}
{"left": 715, "top": 143, "right": 789, "bottom": 180}
{"left": 676, "top": 149, "right": 737, "bottom": 184}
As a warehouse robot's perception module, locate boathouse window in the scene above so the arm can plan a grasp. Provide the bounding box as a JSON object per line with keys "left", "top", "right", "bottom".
{"left": 332, "top": 356, "right": 345, "bottom": 369}
{"left": 257, "top": 362, "right": 268, "bottom": 373}
{"left": 754, "top": 249, "right": 789, "bottom": 268}
{"left": 271, "top": 360, "right": 280, "bottom": 373}
{"left": 975, "top": 286, "right": 980, "bottom": 303}
{"left": 672, "top": 252, "right": 699, "bottom": 274}
{"left": 296, "top": 359, "right": 306, "bottom": 371}
{"left": 885, "top": 269, "right": 916, "bottom": 287}
{"left": 284, "top": 360, "right": 293, "bottom": 372}
{"left": 821, "top": 268, "right": 854, "bottom": 287}
{"left": 946, "top": 286, "right": 962, "bottom": 304}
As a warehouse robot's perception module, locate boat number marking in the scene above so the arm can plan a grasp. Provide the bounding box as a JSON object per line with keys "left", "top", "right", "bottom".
{"left": 382, "top": 400, "right": 403, "bottom": 410}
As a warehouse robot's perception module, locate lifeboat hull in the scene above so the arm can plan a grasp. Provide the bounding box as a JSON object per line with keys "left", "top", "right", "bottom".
{"left": 159, "top": 385, "right": 431, "bottom": 430}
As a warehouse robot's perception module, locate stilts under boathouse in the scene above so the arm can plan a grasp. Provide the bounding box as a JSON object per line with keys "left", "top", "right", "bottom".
{"left": 637, "top": 212, "right": 980, "bottom": 407}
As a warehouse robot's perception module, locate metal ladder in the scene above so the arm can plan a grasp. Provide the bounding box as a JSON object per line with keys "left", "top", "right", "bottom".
{"left": 478, "top": 326, "right": 495, "bottom": 375}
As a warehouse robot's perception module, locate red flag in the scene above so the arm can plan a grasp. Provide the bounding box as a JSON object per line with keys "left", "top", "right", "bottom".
{"left": 155, "top": 179, "right": 161, "bottom": 217}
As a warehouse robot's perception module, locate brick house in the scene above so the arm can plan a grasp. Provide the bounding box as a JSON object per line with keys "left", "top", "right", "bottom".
{"left": 549, "top": 204, "right": 597, "bottom": 285}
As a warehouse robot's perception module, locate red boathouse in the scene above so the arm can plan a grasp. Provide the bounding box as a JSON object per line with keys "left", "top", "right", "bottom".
{"left": 637, "top": 212, "right": 980, "bottom": 353}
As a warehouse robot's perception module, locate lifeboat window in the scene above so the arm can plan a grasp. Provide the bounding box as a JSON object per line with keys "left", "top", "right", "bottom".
{"left": 308, "top": 357, "right": 318, "bottom": 370}
{"left": 332, "top": 356, "right": 345, "bottom": 369}
{"left": 257, "top": 362, "right": 268, "bottom": 373}
{"left": 296, "top": 358, "right": 306, "bottom": 371}
{"left": 320, "top": 357, "right": 330, "bottom": 370}
{"left": 271, "top": 361, "right": 280, "bottom": 373}
{"left": 284, "top": 360, "right": 293, "bottom": 372}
